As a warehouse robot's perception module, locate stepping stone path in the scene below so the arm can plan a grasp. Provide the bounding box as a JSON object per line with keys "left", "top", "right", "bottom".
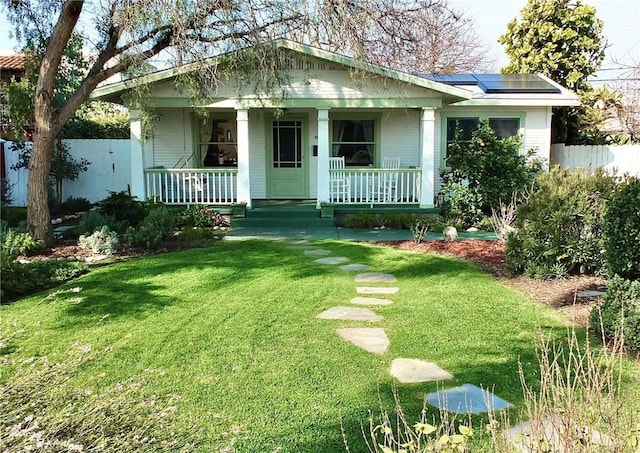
{"left": 356, "top": 286, "right": 399, "bottom": 295}
{"left": 314, "top": 256, "right": 349, "bottom": 265}
{"left": 355, "top": 272, "right": 398, "bottom": 283}
{"left": 317, "top": 306, "right": 382, "bottom": 321}
{"left": 390, "top": 358, "right": 452, "bottom": 383}
{"left": 340, "top": 264, "right": 372, "bottom": 272}
{"left": 577, "top": 289, "right": 606, "bottom": 298}
{"left": 426, "top": 384, "right": 512, "bottom": 414}
{"left": 350, "top": 296, "right": 393, "bottom": 306}
{"left": 304, "top": 248, "right": 331, "bottom": 256}
{"left": 337, "top": 328, "right": 389, "bottom": 354}
{"left": 292, "top": 240, "right": 507, "bottom": 412}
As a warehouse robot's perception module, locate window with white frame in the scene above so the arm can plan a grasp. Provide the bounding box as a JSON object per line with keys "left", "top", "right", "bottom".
{"left": 331, "top": 119, "right": 376, "bottom": 166}
{"left": 199, "top": 117, "right": 237, "bottom": 167}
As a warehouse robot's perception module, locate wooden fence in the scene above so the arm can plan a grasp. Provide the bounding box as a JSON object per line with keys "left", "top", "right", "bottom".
{"left": 550, "top": 143, "right": 640, "bottom": 176}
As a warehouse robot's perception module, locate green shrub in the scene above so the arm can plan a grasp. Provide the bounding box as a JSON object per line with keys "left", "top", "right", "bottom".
{"left": 78, "top": 226, "right": 119, "bottom": 255}
{"left": 97, "top": 191, "right": 147, "bottom": 230}
{"left": 0, "top": 255, "right": 87, "bottom": 301}
{"left": 410, "top": 217, "right": 430, "bottom": 243}
{"left": 591, "top": 276, "right": 640, "bottom": 351}
{"left": 177, "top": 227, "right": 226, "bottom": 242}
{"left": 341, "top": 213, "right": 377, "bottom": 229}
{"left": 61, "top": 196, "right": 92, "bottom": 212}
{"left": 439, "top": 120, "right": 542, "bottom": 226}
{"left": 506, "top": 167, "right": 615, "bottom": 278}
{"left": 0, "top": 227, "right": 44, "bottom": 257}
{"left": 125, "top": 205, "right": 175, "bottom": 249}
{"left": 604, "top": 176, "right": 640, "bottom": 280}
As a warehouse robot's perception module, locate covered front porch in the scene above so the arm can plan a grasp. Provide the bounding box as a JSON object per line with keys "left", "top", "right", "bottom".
{"left": 130, "top": 108, "right": 437, "bottom": 210}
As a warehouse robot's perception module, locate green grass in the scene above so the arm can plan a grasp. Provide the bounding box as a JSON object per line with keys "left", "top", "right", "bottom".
{"left": 0, "top": 239, "right": 614, "bottom": 451}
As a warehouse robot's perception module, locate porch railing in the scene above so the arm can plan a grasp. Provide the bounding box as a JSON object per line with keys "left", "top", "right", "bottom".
{"left": 145, "top": 168, "right": 238, "bottom": 205}
{"left": 328, "top": 168, "right": 421, "bottom": 204}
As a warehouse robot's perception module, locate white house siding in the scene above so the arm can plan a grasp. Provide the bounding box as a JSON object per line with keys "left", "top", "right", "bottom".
{"left": 379, "top": 110, "right": 421, "bottom": 167}
{"left": 523, "top": 107, "right": 552, "bottom": 166}
{"left": 151, "top": 108, "right": 193, "bottom": 168}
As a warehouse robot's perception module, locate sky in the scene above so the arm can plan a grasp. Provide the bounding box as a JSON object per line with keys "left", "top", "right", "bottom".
{"left": 1, "top": 0, "right": 638, "bottom": 84}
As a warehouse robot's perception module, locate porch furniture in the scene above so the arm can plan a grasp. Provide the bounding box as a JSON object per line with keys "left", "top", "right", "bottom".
{"left": 369, "top": 157, "right": 401, "bottom": 203}
{"left": 329, "top": 157, "right": 350, "bottom": 202}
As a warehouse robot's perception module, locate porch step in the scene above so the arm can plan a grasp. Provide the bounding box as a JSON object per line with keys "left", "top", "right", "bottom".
{"left": 231, "top": 201, "right": 335, "bottom": 229}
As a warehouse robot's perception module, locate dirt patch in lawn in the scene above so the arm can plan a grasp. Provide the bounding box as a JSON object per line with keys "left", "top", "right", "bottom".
{"left": 385, "top": 240, "right": 607, "bottom": 328}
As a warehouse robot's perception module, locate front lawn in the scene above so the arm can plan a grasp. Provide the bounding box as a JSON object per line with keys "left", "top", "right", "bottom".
{"left": 0, "top": 239, "right": 629, "bottom": 451}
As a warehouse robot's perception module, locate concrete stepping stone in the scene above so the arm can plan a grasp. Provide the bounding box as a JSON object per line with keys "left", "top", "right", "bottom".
{"left": 314, "top": 256, "right": 349, "bottom": 265}
{"left": 390, "top": 358, "right": 453, "bottom": 383}
{"left": 288, "top": 244, "right": 317, "bottom": 250}
{"left": 304, "top": 248, "right": 331, "bottom": 256}
{"left": 503, "top": 416, "right": 612, "bottom": 452}
{"left": 577, "top": 289, "right": 606, "bottom": 298}
{"left": 356, "top": 287, "right": 399, "bottom": 295}
{"left": 355, "top": 272, "right": 397, "bottom": 283}
{"left": 337, "top": 328, "right": 389, "bottom": 354}
{"left": 340, "top": 263, "right": 372, "bottom": 272}
{"left": 426, "top": 384, "right": 512, "bottom": 414}
{"left": 316, "top": 306, "right": 382, "bottom": 321}
{"left": 350, "top": 296, "right": 393, "bottom": 306}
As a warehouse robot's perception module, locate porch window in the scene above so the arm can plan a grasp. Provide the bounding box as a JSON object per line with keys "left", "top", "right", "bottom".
{"left": 200, "top": 118, "right": 237, "bottom": 167}
{"left": 332, "top": 119, "right": 375, "bottom": 166}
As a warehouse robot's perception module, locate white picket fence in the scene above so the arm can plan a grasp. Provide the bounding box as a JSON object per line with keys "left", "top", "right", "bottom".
{"left": 2, "top": 139, "right": 131, "bottom": 206}
{"left": 550, "top": 143, "right": 640, "bottom": 177}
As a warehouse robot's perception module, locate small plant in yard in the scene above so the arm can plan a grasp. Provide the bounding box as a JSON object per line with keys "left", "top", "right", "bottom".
{"left": 591, "top": 276, "right": 640, "bottom": 351}
{"left": 61, "top": 196, "right": 92, "bottom": 212}
{"left": 179, "top": 205, "right": 230, "bottom": 228}
{"left": 604, "top": 176, "right": 640, "bottom": 280}
{"left": 78, "top": 226, "right": 119, "bottom": 255}
{"left": 0, "top": 226, "right": 44, "bottom": 256}
{"left": 125, "top": 204, "right": 175, "bottom": 249}
{"left": 411, "top": 217, "right": 430, "bottom": 243}
{"left": 97, "top": 191, "right": 147, "bottom": 230}
{"left": 489, "top": 195, "right": 518, "bottom": 242}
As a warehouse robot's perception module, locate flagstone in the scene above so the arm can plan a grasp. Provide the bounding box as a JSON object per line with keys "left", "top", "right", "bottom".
{"left": 336, "top": 328, "right": 389, "bottom": 354}
{"left": 340, "top": 264, "right": 372, "bottom": 272}
{"left": 355, "top": 272, "right": 397, "bottom": 283}
{"left": 316, "top": 306, "right": 383, "bottom": 321}
{"left": 356, "top": 287, "right": 399, "bottom": 295}
{"left": 314, "top": 256, "right": 349, "bottom": 265}
{"left": 426, "top": 384, "right": 512, "bottom": 414}
{"left": 390, "top": 358, "right": 453, "bottom": 383}
{"left": 304, "top": 248, "right": 331, "bottom": 256}
{"left": 350, "top": 296, "right": 393, "bottom": 306}
{"left": 577, "top": 289, "right": 606, "bottom": 298}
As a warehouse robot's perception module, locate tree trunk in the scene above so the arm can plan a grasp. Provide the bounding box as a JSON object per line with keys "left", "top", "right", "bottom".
{"left": 27, "top": 131, "right": 56, "bottom": 244}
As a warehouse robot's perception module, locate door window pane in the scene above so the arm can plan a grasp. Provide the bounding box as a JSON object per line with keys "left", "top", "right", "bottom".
{"left": 273, "top": 121, "right": 302, "bottom": 168}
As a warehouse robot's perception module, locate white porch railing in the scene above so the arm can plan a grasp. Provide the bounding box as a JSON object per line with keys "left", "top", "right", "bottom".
{"left": 145, "top": 168, "right": 238, "bottom": 205}
{"left": 328, "top": 168, "right": 421, "bottom": 204}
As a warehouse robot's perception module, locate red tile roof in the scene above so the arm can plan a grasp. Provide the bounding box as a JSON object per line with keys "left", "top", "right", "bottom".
{"left": 0, "top": 55, "right": 26, "bottom": 70}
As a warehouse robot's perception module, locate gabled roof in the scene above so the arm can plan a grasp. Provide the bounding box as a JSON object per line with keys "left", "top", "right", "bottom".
{"left": 0, "top": 55, "right": 26, "bottom": 71}
{"left": 91, "top": 39, "right": 472, "bottom": 103}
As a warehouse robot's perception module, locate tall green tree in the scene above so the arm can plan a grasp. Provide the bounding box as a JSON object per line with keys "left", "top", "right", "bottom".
{"left": 2, "top": 0, "right": 489, "bottom": 244}
{"left": 498, "top": 0, "right": 606, "bottom": 143}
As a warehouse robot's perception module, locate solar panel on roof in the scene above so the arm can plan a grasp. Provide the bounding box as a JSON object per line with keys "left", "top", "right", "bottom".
{"left": 419, "top": 73, "right": 562, "bottom": 94}
{"left": 474, "top": 74, "right": 561, "bottom": 94}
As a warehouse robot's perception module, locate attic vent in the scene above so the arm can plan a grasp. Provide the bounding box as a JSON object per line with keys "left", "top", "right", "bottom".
{"left": 277, "top": 55, "right": 336, "bottom": 71}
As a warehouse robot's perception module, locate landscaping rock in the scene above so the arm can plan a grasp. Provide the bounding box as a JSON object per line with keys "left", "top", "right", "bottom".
{"left": 316, "top": 306, "right": 383, "bottom": 321}
{"left": 443, "top": 226, "right": 458, "bottom": 242}
{"left": 390, "top": 358, "right": 453, "bottom": 383}
{"left": 336, "top": 328, "right": 389, "bottom": 354}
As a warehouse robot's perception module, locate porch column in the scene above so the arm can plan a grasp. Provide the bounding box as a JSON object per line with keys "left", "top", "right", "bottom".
{"left": 419, "top": 108, "right": 436, "bottom": 208}
{"left": 316, "top": 108, "right": 330, "bottom": 207}
{"left": 236, "top": 108, "right": 251, "bottom": 208}
{"left": 130, "top": 110, "right": 146, "bottom": 200}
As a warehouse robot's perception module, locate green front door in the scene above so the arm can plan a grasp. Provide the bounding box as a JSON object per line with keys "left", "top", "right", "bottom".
{"left": 268, "top": 119, "right": 308, "bottom": 198}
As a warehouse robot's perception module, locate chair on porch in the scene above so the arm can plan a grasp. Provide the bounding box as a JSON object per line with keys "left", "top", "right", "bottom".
{"left": 329, "top": 156, "right": 350, "bottom": 203}
{"left": 371, "top": 157, "right": 401, "bottom": 203}
{"left": 182, "top": 174, "right": 208, "bottom": 203}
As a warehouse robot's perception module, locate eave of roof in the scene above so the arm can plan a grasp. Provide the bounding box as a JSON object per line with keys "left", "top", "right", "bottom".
{"left": 91, "top": 39, "right": 472, "bottom": 103}
{"left": 0, "top": 55, "right": 26, "bottom": 70}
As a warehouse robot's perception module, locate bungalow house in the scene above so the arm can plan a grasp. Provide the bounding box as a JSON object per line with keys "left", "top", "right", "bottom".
{"left": 91, "top": 39, "right": 579, "bottom": 212}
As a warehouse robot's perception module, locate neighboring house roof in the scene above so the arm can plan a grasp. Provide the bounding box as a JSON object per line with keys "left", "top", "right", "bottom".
{"left": 91, "top": 39, "right": 580, "bottom": 107}
{"left": 0, "top": 55, "right": 26, "bottom": 71}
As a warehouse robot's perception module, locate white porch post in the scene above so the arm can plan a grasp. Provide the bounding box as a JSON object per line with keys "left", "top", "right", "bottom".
{"left": 419, "top": 108, "right": 436, "bottom": 208}
{"left": 130, "top": 110, "right": 146, "bottom": 200}
{"left": 236, "top": 108, "right": 251, "bottom": 208}
{"left": 316, "top": 109, "right": 330, "bottom": 207}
